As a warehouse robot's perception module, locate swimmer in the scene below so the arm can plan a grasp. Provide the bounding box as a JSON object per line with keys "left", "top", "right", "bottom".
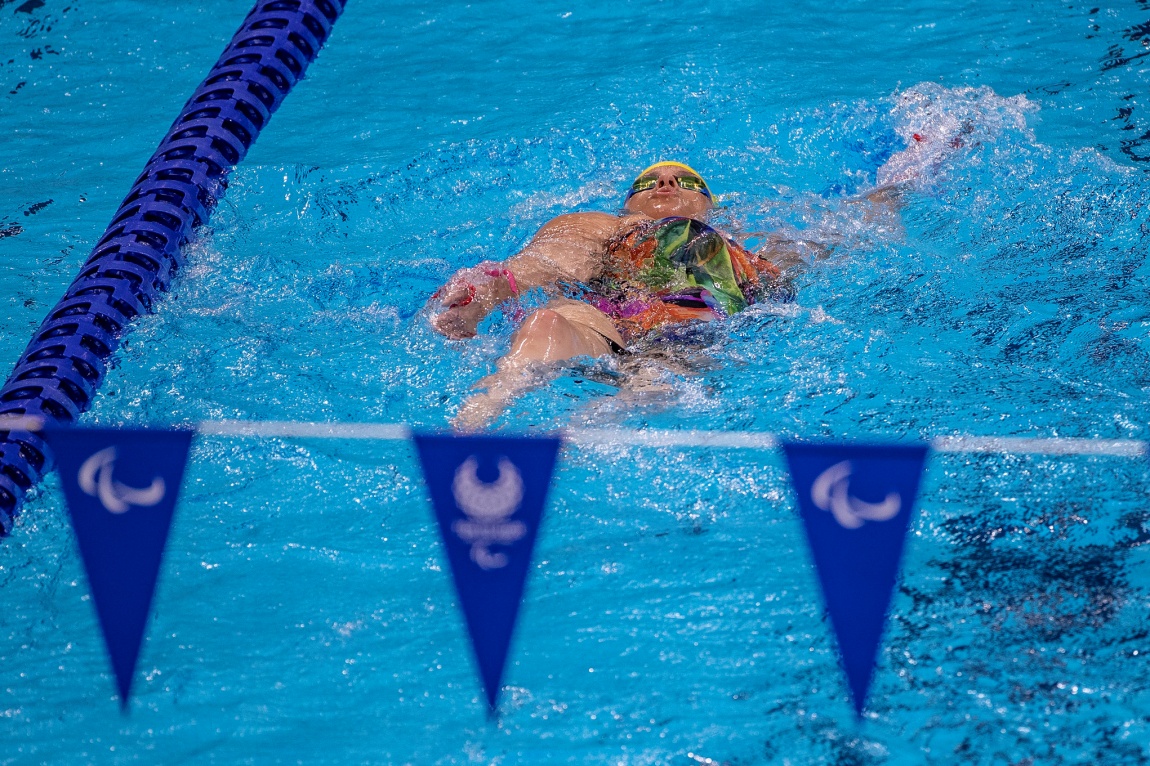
{"left": 429, "top": 161, "right": 902, "bottom": 430}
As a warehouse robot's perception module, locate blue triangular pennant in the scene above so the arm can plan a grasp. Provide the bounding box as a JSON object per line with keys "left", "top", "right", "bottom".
{"left": 42, "top": 426, "right": 194, "bottom": 710}
{"left": 781, "top": 442, "right": 929, "bottom": 718}
{"left": 413, "top": 433, "right": 561, "bottom": 713}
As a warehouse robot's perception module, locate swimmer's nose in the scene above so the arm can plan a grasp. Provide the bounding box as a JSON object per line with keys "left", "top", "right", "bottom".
{"left": 655, "top": 176, "right": 678, "bottom": 192}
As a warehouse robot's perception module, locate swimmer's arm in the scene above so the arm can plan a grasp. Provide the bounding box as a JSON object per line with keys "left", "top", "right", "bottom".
{"left": 430, "top": 212, "right": 622, "bottom": 339}
{"left": 753, "top": 184, "right": 906, "bottom": 275}
{"left": 505, "top": 212, "right": 620, "bottom": 286}
{"left": 754, "top": 235, "right": 830, "bottom": 276}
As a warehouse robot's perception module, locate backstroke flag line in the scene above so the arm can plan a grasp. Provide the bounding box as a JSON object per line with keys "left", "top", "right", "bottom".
{"left": 781, "top": 442, "right": 929, "bottom": 718}
{"left": 413, "top": 433, "right": 562, "bottom": 713}
{"left": 42, "top": 427, "right": 194, "bottom": 710}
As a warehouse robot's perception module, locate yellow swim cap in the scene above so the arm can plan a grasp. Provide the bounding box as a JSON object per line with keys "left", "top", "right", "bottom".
{"left": 636, "top": 161, "right": 705, "bottom": 179}
{"left": 627, "top": 161, "right": 713, "bottom": 200}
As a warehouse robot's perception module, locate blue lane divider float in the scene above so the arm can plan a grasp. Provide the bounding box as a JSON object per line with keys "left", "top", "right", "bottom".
{"left": 0, "top": 0, "right": 347, "bottom": 534}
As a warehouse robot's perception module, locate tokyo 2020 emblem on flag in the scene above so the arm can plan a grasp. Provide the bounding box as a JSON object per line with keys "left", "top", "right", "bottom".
{"left": 413, "top": 433, "right": 561, "bottom": 714}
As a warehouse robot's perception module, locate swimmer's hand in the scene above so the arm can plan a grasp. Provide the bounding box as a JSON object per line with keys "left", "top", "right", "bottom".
{"left": 428, "top": 262, "right": 518, "bottom": 340}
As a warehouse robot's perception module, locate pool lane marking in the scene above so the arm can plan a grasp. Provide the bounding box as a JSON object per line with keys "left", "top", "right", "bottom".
{"left": 1, "top": 416, "right": 1145, "bottom": 456}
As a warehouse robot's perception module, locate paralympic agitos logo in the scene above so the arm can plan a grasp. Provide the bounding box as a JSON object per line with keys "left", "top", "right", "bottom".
{"left": 810, "top": 460, "right": 901, "bottom": 529}
{"left": 78, "top": 446, "right": 167, "bottom": 514}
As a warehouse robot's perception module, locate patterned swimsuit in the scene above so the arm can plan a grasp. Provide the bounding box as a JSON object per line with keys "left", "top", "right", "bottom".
{"left": 583, "top": 216, "right": 782, "bottom": 342}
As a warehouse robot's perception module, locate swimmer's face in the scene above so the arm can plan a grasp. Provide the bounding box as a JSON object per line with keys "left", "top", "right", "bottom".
{"left": 624, "top": 165, "right": 714, "bottom": 219}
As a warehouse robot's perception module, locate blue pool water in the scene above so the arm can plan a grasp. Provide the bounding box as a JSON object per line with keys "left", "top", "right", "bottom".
{"left": 5, "top": 0, "right": 1150, "bottom": 762}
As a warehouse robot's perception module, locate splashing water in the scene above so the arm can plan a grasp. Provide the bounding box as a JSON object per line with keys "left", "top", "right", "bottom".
{"left": 4, "top": 0, "right": 1150, "bottom": 759}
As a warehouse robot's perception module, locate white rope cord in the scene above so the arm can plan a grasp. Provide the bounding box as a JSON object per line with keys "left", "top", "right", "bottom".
{"left": 198, "top": 419, "right": 411, "bottom": 441}
{"left": 929, "top": 434, "right": 1146, "bottom": 457}
{"left": 1, "top": 416, "right": 1145, "bottom": 457}
{"left": 565, "top": 427, "right": 779, "bottom": 450}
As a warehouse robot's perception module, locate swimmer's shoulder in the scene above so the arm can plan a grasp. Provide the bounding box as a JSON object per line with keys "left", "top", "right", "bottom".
{"left": 536, "top": 211, "right": 648, "bottom": 246}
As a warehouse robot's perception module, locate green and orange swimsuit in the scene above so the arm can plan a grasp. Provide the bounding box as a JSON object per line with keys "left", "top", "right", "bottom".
{"left": 584, "top": 216, "right": 783, "bottom": 343}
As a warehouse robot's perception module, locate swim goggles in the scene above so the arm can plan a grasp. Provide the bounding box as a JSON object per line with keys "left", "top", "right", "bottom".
{"left": 625, "top": 161, "right": 713, "bottom": 201}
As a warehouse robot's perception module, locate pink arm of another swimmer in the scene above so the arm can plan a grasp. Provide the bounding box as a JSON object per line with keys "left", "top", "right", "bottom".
{"left": 429, "top": 212, "right": 621, "bottom": 340}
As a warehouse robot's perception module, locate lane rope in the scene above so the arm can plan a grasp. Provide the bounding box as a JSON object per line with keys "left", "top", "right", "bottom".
{"left": 0, "top": 0, "right": 347, "bottom": 533}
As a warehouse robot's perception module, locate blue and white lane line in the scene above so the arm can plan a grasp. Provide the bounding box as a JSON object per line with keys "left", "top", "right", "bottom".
{"left": 2, "top": 416, "right": 1145, "bottom": 457}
